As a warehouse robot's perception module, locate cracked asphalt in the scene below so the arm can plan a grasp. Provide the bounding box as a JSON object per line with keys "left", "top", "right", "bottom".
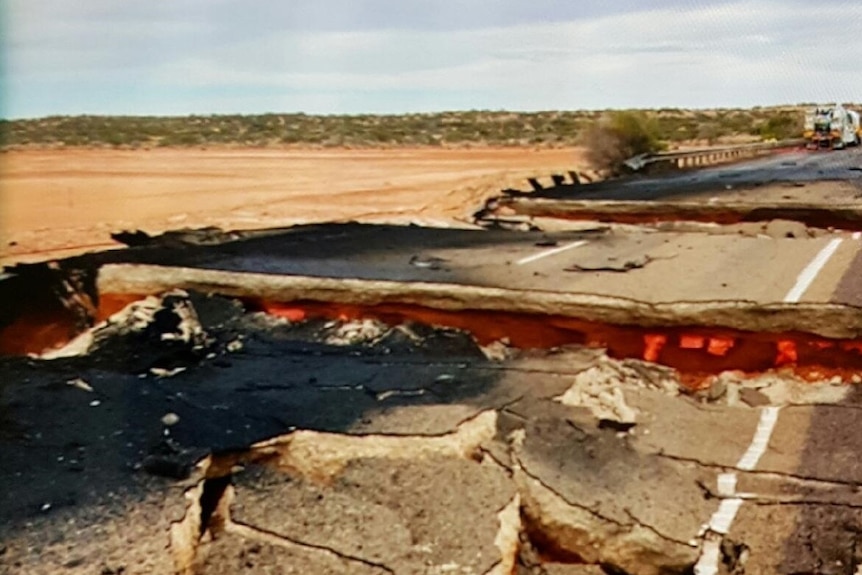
{"left": 1, "top": 288, "right": 861, "bottom": 574}
{"left": 73, "top": 217, "right": 862, "bottom": 309}
{"left": 530, "top": 146, "right": 862, "bottom": 202}
{"left": 3, "top": 148, "right": 862, "bottom": 574}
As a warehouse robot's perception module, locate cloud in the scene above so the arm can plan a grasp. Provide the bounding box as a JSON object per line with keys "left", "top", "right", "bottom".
{"left": 149, "top": 1, "right": 862, "bottom": 106}
{"left": 4, "top": 0, "right": 862, "bottom": 117}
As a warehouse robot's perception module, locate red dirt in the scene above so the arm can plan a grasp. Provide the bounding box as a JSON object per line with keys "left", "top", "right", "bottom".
{"left": 500, "top": 204, "right": 862, "bottom": 231}
{"left": 254, "top": 300, "right": 862, "bottom": 389}
{"left": 0, "top": 308, "right": 81, "bottom": 357}
{"left": 6, "top": 293, "right": 862, "bottom": 388}
{"left": 0, "top": 293, "right": 148, "bottom": 356}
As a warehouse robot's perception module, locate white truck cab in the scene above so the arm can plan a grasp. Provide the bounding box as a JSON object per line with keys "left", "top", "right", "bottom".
{"left": 805, "top": 104, "right": 860, "bottom": 149}
{"left": 849, "top": 109, "right": 862, "bottom": 146}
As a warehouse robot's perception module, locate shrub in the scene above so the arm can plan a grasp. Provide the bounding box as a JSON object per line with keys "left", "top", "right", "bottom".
{"left": 581, "top": 111, "right": 666, "bottom": 174}
{"left": 0, "top": 108, "right": 811, "bottom": 149}
{"left": 757, "top": 112, "right": 802, "bottom": 140}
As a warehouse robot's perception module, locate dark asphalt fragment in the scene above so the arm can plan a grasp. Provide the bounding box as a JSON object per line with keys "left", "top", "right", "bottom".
{"left": 408, "top": 254, "right": 450, "bottom": 270}
{"left": 566, "top": 255, "right": 654, "bottom": 273}
{"left": 0, "top": 290, "right": 504, "bottom": 535}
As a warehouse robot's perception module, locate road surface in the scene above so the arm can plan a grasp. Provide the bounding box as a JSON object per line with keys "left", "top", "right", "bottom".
{"left": 4, "top": 145, "right": 862, "bottom": 574}
{"left": 537, "top": 146, "right": 862, "bottom": 202}
{"left": 96, "top": 222, "right": 862, "bottom": 309}
{"left": 2, "top": 284, "right": 861, "bottom": 575}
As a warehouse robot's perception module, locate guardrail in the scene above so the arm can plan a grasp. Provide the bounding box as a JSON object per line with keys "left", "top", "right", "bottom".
{"left": 624, "top": 138, "right": 806, "bottom": 171}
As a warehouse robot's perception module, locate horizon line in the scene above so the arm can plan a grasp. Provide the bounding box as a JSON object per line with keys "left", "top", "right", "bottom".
{"left": 5, "top": 102, "right": 861, "bottom": 122}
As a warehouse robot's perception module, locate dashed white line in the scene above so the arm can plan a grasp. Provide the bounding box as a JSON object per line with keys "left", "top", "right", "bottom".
{"left": 694, "top": 407, "right": 781, "bottom": 575}
{"left": 516, "top": 240, "right": 588, "bottom": 266}
{"left": 703, "top": 496, "right": 744, "bottom": 535}
{"left": 716, "top": 472, "right": 737, "bottom": 496}
{"left": 736, "top": 405, "right": 781, "bottom": 470}
{"left": 783, "top": 238, "right": 843, "bottom": 303}
{"left": 696, "top": 539, "right": 723, "bottom": 574}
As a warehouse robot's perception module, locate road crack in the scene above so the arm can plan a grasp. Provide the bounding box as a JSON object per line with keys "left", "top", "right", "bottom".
{"left": 226, "top": 520, "right": 395, "bottom": 574}
{"left": 246, "top": 409, "right": 498, "bottom": 481}
{"left": 623, "top": 508, "right": 696, "bottom": 548}
{"left": 513, "top": 453, "right": 698, "bottom": 573}
{"left": 510, "top": 448, "right": 624, "bottom": 527}
{"left": 655, "top": 451, "right": 862, "bottom": 489}
{"left": 748, "top": 499, "right": 862, "bottom": 510}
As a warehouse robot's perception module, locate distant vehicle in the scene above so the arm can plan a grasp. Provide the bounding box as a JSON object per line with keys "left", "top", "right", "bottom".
{"left": 804, "top": 104, "right": 861, "bottom": 149}
{"left": 852, "top": 109, "right": 862, "bottom": 142}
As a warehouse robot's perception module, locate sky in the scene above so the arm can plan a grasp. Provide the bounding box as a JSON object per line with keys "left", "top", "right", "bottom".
{"left": 3, "top": 0, "right": 862, "bottom": 118}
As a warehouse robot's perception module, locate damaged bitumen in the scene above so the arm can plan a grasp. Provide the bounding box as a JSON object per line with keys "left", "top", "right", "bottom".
{"left": 0, "top": 290, "right": 860, "bottom": 574}
{"left": 477, "top": 196, "right": 862, "bottom": 233}
{"left": 474, "top": 146, "right": 862, "bottom": 234}
{"left": 3, "top": 223, "right": 862, "bottom": 574}
{"left": 0, "top": 289, "right": 506, "bottom": 572}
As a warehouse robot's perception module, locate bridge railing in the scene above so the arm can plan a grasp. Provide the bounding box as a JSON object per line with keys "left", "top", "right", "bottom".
{"left": 624, "top": 138, "right": 806, "bottom": 171}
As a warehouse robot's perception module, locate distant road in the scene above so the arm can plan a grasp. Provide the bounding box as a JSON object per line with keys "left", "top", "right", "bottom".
{"left": 535, "top": 146, "right": 862, "bottom": 202}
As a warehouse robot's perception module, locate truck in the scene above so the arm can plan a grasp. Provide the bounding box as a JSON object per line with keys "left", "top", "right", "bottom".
{"left": 804, "top": 104, "right": 861, "bottom": 149}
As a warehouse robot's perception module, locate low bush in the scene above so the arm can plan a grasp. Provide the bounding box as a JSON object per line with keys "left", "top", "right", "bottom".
{"left": 0, "top": 106, "right": 826, "bottom": 150}
{"left": 580, "top": 111, "right": 666, "bottom": 174}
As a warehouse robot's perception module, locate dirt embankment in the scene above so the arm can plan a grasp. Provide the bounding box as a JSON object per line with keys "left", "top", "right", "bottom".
{"left": 0, "top": 147, "right": 586, "bottom": 265}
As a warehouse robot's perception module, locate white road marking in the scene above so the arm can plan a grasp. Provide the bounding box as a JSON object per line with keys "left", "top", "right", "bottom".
{"left": 853, "top": 232, "right": 861, "bottom": 240}
{"left": 516, "top": 240, "right": 588, "bottom": 266}
{"left": 783, "top": 239, "right": 843, "bottom": 303}
{"left": 716, "top": 472, "right": 737, "bottom": 496}
{"left": 703, "top": 497, "right": 745, "bottom": 535}
{"left": 697, "top": 540, "right": 723, "bottom": 574}
{"left": 695, "top": 407, "right": 781, "bottom": 575}
{"left": 736, "top": 405, "right": 781, "bottom": 471}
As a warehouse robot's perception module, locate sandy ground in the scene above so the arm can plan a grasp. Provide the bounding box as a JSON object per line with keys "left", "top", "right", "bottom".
{"left": 0, "top": 147, "right": 585, "bottom": 264}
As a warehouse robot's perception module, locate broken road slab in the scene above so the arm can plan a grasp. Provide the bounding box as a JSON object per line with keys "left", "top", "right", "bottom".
{"left": 3, "top": 185, "right": 862, "bottom": 573}
{"left": 0, "top": 291, "right": 592, "bottom": 573}
{"left": 486, "top": 197, "right": 862, "bottom": 232}
{"left": 509, "top": 399, "right": 711, "bottom": 575}
{"left": 222, "top": 457, "right": 516, "bottom": 575}
{"left": 0, "top": 286, "right": 823, "bottom": 575}
{"left": 85, "top": 221, "right": 862, "bottom": 309}
{"left": 198, "top": 533, "right": 390, "bottom": 575}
